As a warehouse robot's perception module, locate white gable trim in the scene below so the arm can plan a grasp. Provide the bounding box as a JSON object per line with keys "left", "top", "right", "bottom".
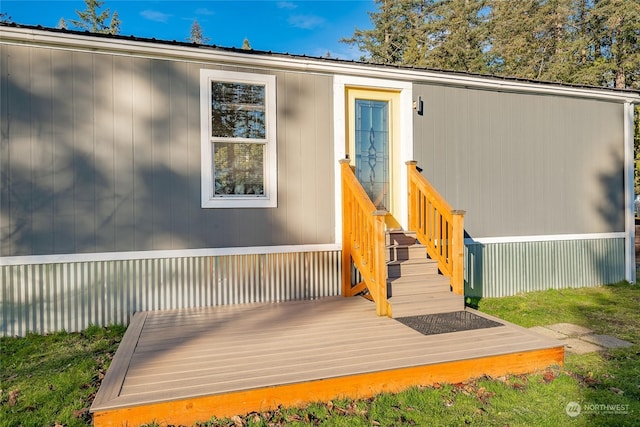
{"left": 2, "top": 26, "right": 638, "bottom": 104}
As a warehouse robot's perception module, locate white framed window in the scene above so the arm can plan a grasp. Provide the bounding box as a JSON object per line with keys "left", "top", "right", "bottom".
{"left": 200, "top": 69, "right": 277, "bottom": 208}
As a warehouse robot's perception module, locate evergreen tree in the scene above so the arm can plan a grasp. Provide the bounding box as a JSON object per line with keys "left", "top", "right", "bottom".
{"left": 188, "top": 20, "right": 210, "bottom": 44}
{"left": 242, "top": 38, "right": 252, "bottom": 50}
{"left": 341, "top": 0, "right": 428, "bottom": 64}
{"left": 424, "top": 0, "right": 489, "bottom": 73}
{"left": 342, "top": 0, "right": 488, "bottom": 72}
{"left": 486, "top": 0, "right": 547, "bottom": 79}
{"left": 57, "top": 17, "right": 68, "bottom": 30}
{"left": 589, "top": 0, "right": 640, "bottom": 89}
{"left": 345, "top": 0, "right": 638, "bottom": 89}
{"left": 552, "top": 0, "right": 597, "bottom": 85}
{"left": 69, "top": 0, "right": 120, "bottom": 35}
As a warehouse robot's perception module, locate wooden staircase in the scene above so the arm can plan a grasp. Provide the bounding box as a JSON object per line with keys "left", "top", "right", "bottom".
{"left": 386, "top": 230, "right": 464, "bottom": 318}
{"left": 340, "top": 159, "right": 465, "bottom": 317}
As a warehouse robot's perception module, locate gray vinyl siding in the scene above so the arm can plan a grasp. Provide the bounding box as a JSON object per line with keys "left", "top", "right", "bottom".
{"left": 1, "top": 250, "right": 342, "bottom": 336}
{"left": 1, "top": 44, "right": 335, "bottom": 256}
{"left": 413, "top": 83, "right": 625, "bottom": 238}
{"left": 465, "top": 238, "right": 625, "bottom": 298}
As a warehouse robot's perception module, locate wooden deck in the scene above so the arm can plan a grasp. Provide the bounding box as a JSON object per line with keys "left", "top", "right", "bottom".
{"left": 91, "top": 297, "right": 564, "bottom": 427}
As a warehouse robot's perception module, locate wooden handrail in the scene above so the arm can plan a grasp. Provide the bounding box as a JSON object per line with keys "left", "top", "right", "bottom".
{"left": 406, "top": 161, "right": 465, "bottom": 295}
{"left": 340, "top": 159, "right": 389, "bottom": 316}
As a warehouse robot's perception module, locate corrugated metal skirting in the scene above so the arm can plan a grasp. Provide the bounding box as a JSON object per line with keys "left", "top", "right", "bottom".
{"left": 1, "top": 251, "right": 342, "bottom": 336}
{"left": 465, "top": 238, "right": 626, "bottom": 298}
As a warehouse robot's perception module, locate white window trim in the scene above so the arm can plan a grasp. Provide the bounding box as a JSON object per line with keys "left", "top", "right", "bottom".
{"left": 200, "top": 69, "right": 277, "bottom": 208}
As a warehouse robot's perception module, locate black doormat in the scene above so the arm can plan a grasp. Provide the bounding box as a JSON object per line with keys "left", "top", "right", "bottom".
{"left": 396, "top": 311, "right": 503, "bottom": 336}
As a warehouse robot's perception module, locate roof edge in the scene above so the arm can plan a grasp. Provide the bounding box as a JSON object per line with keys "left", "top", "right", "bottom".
{"left": 1, "top": 23, "right": 639, "bottom": 104}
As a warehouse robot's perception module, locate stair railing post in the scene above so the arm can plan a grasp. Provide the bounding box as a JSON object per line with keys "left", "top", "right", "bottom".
{"left": 372, "top": 209, "right": 388, "bottom": 316}
{"left": 451, "top": 210, "right": 466, "bottom": 295}
{"left": 340, "top": 159, "right": 352, "bottom": 297}
{"left": 406, "top": 161, "right": 418, "bottom": 232}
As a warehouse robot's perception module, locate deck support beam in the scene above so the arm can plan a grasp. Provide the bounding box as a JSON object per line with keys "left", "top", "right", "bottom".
{"left": 93, "top": 347, "right": 563, "bottom": 427}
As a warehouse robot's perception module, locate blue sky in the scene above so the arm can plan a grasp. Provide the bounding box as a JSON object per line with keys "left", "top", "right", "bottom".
{"left": 1, "top": 0, "right": 375, "bottom": 59}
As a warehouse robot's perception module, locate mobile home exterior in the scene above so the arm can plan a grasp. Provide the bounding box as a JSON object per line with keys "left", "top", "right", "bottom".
{"left": 1, "top": 25, "right": 638, "bottom": 336}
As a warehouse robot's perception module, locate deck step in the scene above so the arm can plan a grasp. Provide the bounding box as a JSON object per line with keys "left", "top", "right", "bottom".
{"left": 386, "top": 230, "right": 418, "bottom": 246}
{"left": 387, "top": 258, "right": 439, "bottom": 278}
{"left": 390, "top": 295, "right": 464, "bottom": 317}
{"left": 385, "top": 229, "right": 461, "bottom": 318}
{"left": 386, "top": 244, "right": 427, "bottom": 262}
{"left": 388, "top": 277, "right": 451, "bottom": 297}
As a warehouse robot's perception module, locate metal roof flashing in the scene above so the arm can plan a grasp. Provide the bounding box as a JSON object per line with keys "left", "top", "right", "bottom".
{"left": 1, "top": 23, "right": 639, "bottom": 104}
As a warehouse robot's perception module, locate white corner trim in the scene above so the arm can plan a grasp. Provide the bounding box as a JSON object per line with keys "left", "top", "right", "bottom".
{"left": 464, "top": 232, "right": 627, "bottom": 245}
{"left": 0, "top": 244, "right": 342, "bottom": 267}
{"left": 333, "top": 79, "right": 346, "bottom": 245}
{"left": 623, "top": 102, "right": 636, "bottom": 283}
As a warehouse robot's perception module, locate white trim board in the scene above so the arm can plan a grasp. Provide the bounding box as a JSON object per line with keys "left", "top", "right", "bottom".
{"left": 465, "top": 232, "right": 626, "bottom": 245}
{"left": 0, "top": 244, "right": 342, "bottom": 267}
{"left": 333, "top": 75, "right": 413, "bottom": 240}
{"left": 2, "top": 26, "right": 639, "bottom": 104}
{"left": 623, "top": 102, "right": 636, "bottom": 283}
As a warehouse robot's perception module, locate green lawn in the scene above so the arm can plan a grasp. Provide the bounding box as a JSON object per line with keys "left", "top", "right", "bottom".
{"left": 1, "top": 283, "right": 638, "bottom": 427}
{"left": 0, "top": 325, "right": 125, "bottom": 427}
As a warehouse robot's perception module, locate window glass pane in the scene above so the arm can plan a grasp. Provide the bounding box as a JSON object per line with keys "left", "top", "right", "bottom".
{"left": 211, "top": 82, "right": 266, "bottom": 139}
{"left": 355, "top": 99, "right": 390, "bottom": 210}
{"left": 213, "top": 142, "right": 264, "bottom": 196}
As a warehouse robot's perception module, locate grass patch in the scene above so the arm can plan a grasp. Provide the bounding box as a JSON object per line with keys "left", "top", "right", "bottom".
{"left": 1, "top": 325, "right": 125, "bottom": 427}
{"left": 467, "top": 282, "right": 640, "bottom": 342}
{"left": 2, "top": 283, "right": 638, "bottom": 426}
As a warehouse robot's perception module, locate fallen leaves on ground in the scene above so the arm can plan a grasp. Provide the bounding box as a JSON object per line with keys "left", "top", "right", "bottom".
{"left": 542, "top": 369, "right": 557, "bottom": 383}
{"left": 230, "top": 415, "right": 244, "bottom": 427}
{"left": 72, "top": 407, "right": 90, "bottom": 420}
{"left": 8, "top": 389, "right": 19, "bottom": 407}
{"left": 450, "top": 378, "right": 496, "bottom": 405}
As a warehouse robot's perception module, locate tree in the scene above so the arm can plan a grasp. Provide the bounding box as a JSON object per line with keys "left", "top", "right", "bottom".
{"left": 57, "top": 17, "right": 68, "bottom": 30}
{"left": 242, "top": 38, "right": 252, "bottom": 50}
{"left": 588, "top": 0, "right": 640, "bottom": 89}
{"left": 69, "top": 0, "right": 120, "bottom": 35}
{"left": 0, "top": 12, "right": 12, "bottom": 23}
{"left": 487, "top": 0, "right": 549, "bottom": 79}
{"left": 188, "top": 20, "right": 210, "bottom": 44}
{"left": 341, "top": 0, "right": 428, "bottom": 64}
{"left": 423, "top": 0, "right": 489, "bottom": 73}
{"left": 345, "top": 0, "right": 639, "bottom": 88}
{"left": 342, "top": 0, "right": 488, "bottom": 73}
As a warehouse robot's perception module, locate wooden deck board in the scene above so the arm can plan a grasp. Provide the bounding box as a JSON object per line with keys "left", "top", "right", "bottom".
{"left": 91, "top": 297, "right": 564, "bottom": 426}
{"left": 129, "top": 327, "right": 537, "bottom": 370}
{"left": 125, "top": 329, "right": 533, "bottom": 375}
